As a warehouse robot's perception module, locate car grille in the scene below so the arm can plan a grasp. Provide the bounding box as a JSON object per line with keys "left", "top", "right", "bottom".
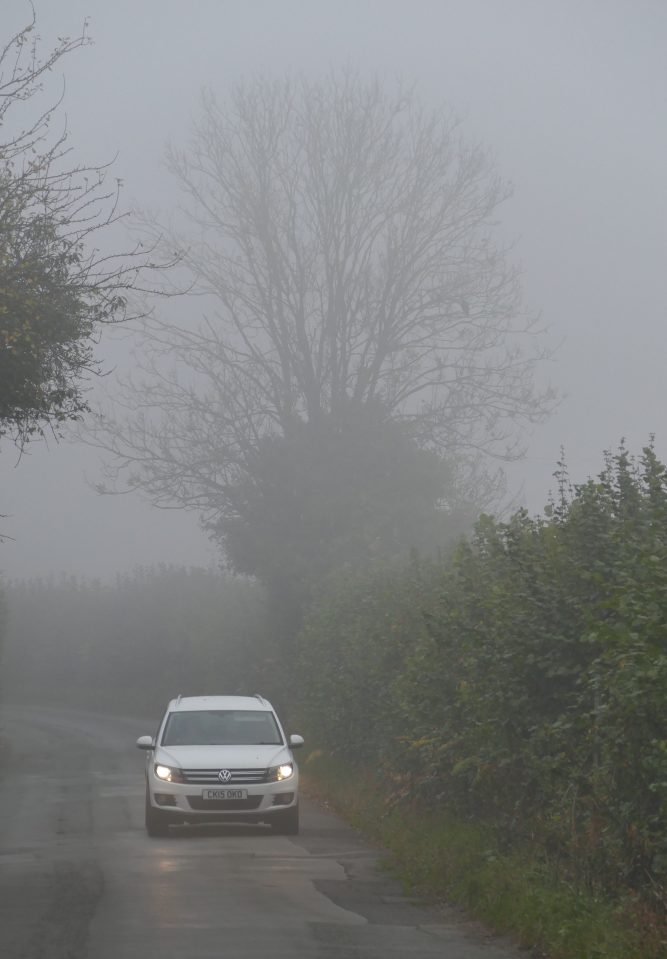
{"left": 187, "top": 795, "right": 263, "bottom": 811}
{"left": 180, "top": 767, "right": 268, "bottom": 785}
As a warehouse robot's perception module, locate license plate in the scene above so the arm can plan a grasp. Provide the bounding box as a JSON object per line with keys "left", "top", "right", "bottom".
{"left": 201, "top": 788, "right": 248, "bottom": 801}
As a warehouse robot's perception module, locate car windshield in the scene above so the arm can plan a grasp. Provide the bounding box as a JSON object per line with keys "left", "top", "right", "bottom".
{"left": 161, "top": 709, "right": 283, "bottom": 746}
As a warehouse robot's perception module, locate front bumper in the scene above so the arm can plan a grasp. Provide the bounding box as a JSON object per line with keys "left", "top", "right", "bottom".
{"left": 147, "top": 773, "right": 298, "bottom": 823}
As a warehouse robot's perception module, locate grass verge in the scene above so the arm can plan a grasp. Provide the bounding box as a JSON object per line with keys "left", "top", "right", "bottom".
{"left": 301, "top": 750, "right": 666, "bottom": 959}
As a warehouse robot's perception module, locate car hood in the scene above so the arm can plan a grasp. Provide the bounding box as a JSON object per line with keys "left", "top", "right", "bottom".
{"left": 154, "top": 743, "right": 292, "bottom": 769}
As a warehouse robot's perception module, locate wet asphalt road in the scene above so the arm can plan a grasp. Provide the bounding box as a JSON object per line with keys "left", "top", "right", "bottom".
{"left": 0, "top": 705, "right": 521, "bottom": 959}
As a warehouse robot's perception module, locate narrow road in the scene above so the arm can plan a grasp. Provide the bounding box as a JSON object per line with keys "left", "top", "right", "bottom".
{"left": 0, "top": 705, "right": 520, "bottom": 959}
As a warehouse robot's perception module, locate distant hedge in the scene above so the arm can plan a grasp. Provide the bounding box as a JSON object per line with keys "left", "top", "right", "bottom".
{"left": 0, "top": 566, "right": 273, "bottom": 715}
{"left": 296, "top": 445, "right": 667, "bottom": 909}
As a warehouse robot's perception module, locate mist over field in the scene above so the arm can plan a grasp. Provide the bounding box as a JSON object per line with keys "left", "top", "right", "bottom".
{"left": 1, "top": 0, "right": 665, "bottom": 581}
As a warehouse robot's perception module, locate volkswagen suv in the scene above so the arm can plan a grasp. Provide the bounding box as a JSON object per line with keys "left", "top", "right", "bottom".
{"left": 137, "top": 694, "right": 304, "bottom": 837}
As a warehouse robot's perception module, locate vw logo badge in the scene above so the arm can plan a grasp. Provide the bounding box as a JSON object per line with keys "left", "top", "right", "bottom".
{"left": 218, "top": 769, "right": 232, "bottom": 783}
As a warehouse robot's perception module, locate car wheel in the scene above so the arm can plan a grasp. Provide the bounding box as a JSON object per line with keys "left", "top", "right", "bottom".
{"left": 145, "top": 790, "right": 171, "bottom": 837}
{"left": 270, "top": 804, "right": 299, "bottom": 835}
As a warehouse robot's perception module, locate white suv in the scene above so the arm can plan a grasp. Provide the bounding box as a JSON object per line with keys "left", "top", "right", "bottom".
{"left": 137, "top": 694, "right": 304, "bottom": 837}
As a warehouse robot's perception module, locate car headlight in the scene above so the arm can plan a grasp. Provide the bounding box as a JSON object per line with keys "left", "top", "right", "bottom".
{"left": 267, "top": 762, "right": 294, "bottom": 782}
{"left": 154, "top": 763, "right": 184, "bottom": 783}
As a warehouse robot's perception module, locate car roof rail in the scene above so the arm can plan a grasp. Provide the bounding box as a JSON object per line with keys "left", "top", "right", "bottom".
{"left": 253, "top": 693, "right": 268, "bottom": 706}
{"left": 176, "top": 693, "right": 182, "bottom": 704}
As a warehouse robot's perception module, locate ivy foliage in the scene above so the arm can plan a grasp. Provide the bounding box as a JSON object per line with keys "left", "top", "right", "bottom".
{"left": 0, "top": 184, "right": 100, "bottom": 439}
{"left": 217, "top": 408, "right": 480, "bottom": 642}
{"left": 296, "top": 443, "right": 667, "bottom": 906}
{"left": 0, "top": 11, "right": 164, "bottom": 448}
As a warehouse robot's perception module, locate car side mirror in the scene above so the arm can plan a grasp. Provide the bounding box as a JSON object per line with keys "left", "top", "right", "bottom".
{"left": 136, "top": 735, "right": 155, "bottom": 750}
{"left": 289, "top": 734, "right": 304, "bottom": 749}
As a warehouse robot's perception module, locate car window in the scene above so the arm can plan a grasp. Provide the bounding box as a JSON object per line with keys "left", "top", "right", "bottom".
{"left": 161, "top": 709, "right": 283, "bottom": 746}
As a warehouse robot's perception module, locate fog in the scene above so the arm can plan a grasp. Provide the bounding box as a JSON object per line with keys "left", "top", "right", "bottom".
{"left": 1, "top": 0, "right": 666, "bottom": 581}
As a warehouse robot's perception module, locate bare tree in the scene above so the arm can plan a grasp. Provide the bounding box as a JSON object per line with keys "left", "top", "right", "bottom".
{"left": 92, "top": 71, "right": 554, "bottom": 592}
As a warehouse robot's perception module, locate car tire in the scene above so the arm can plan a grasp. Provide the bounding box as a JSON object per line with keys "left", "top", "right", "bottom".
{"left": 145, "top": 790, "right": 171, "bottom": 837}
{"left": 270, "top": 804, "right": 299, "bottom": 835}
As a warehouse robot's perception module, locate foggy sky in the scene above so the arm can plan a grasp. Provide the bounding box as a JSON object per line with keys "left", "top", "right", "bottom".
{"left": 1, "top": 0, "right": 666, "bottom": 581}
